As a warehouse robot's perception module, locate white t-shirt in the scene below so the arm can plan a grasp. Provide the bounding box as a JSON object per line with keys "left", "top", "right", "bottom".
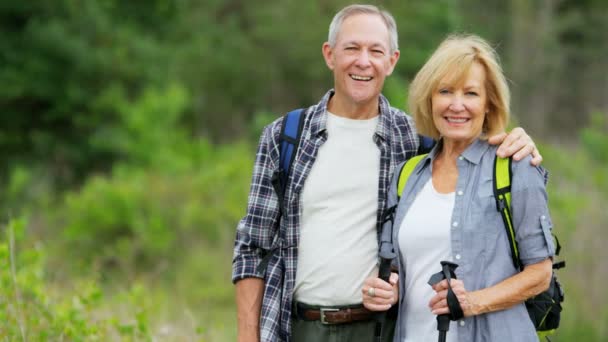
{"left": 294, "top": 111, "right": 380, "bottom": 305}
{"left": 398, "top": 179, "right": 458, "bottom": 342}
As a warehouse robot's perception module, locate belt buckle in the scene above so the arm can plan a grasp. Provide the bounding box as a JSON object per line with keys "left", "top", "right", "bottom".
{"left": 320, "top": 308, "right": 340, "bottom": 325}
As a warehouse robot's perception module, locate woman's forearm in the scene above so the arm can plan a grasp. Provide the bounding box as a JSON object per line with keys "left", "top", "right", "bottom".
{"left": 467, "top": 258, "right": 552, "bottom": 316}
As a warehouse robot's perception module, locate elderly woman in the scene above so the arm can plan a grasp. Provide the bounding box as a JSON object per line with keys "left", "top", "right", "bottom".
{"left": 362, "top": 35, "right": 555, "bottom": 341}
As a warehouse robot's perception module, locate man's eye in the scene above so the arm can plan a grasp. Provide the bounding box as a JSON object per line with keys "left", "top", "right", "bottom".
{"left": 372, "top": 50, "right": 384, "bottom": 55}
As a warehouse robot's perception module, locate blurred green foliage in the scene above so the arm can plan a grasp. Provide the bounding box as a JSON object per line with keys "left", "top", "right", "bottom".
{"left": 0, "top": 1, "right": 176, "bottom": 182}
{"left": 57, "top": 85, "right": 251, "bottom": 270}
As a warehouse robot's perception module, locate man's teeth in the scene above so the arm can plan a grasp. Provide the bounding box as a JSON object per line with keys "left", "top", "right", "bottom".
{"left": 351, "top": 75, "right": 372, "bottom": 81}
{"left": 446, "top": 117, "right": 468, "bottom": 123}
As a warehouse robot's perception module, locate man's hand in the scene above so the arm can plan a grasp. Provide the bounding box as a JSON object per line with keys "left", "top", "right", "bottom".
{"left": 488, "top": 127, "right": 542, "bottom": 166}
{"left": 362, "top": 272, "right": 399, "bottom": 311}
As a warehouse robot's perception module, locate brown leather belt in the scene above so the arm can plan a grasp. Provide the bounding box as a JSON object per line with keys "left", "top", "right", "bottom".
{"left": 295, "top": 302, "right": 374, "bottom": 324}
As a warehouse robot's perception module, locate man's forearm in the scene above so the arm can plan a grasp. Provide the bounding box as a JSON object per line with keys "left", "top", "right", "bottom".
{"left": 236, "top": 277, "right": 265, "bottom": 342}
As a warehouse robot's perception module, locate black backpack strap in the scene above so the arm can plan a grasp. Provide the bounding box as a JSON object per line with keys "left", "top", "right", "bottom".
{"left": 417, "top": 134, "right": 436, "bottom": 155}
{"left": 257, "top": 108, "right": 306, "bottom": 276}
{"left": 552, "top": 234, "right": 566, "bottom": 269}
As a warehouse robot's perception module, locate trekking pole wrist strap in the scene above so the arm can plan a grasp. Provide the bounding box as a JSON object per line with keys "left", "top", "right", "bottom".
{"left": 428, "top": 262, "right": 464, "bottom": 321}
{"left": 441, "top": 264, "right": 464, "bottom": 321}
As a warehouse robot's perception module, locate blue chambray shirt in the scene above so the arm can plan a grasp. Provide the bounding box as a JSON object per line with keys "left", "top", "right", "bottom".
{"left": 388, "top": 139, "right": 555, "bottom": 342}
{"left": 232, "top": 89, "right": 418, "bottom": 342}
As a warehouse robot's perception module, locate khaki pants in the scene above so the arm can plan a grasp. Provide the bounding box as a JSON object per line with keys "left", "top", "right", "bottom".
{"left": 291, "top": 317, "right": 395, "bottom": 342}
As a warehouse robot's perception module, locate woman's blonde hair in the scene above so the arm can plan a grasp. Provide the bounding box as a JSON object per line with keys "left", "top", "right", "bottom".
{"left": 408, "top": 34, "right": 510, "bottom": 139}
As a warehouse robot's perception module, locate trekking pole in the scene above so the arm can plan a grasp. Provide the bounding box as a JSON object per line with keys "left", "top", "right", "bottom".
{"left": 428, "top": 261, "right": 463, "bottom": 342}
{"left": 373, "top": 207, "right": 397, "bottom": 342}
{"left": 373, "top": 249, "right": 395, "bottom": 341}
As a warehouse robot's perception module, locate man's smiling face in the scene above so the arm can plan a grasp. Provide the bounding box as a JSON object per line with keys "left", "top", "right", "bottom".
{"left": 323, "top": 13, "right": 399, "bottom": 113}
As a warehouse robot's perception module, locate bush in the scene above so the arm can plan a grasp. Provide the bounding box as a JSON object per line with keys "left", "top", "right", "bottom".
{"left": 0, "top": 218, "right": 101, "bottom": 339}
{"left": 59, "top": 139, "right": 252, "bottom": 270}
{"left": 0, "top": 217, "right": 155, "bottom": 341}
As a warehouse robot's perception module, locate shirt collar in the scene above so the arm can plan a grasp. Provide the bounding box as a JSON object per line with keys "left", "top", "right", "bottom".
{"left": 461, "top": 138, "right": 491, "bottom": 164}
{"left": 417, "top": 138, "right": 490, "bottom": 174}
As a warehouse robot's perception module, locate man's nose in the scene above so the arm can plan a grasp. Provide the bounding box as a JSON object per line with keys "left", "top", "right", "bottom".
{"left": 355, "top": 50, "right": 371, "bottom": 67}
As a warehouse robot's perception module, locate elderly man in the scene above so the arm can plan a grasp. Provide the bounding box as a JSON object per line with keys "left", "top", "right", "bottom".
{"left": 232, "top": 4, "right": 540, "bottom": 342}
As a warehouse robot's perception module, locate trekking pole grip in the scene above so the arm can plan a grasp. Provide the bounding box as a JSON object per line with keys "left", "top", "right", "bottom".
{"left": 428, "top": 261, "right": 461, "bottom": 342}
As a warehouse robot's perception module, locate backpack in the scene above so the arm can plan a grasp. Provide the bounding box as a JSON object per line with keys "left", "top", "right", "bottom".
{"left": 395, "top": 154, "right": 565, "bottom": 340}
{"left": 493, "top": 156, "right": 565, "bottom": 340}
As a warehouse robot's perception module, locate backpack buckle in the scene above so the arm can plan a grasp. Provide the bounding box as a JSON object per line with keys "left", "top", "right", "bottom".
{"left": 497, "top": 197, "right": 506, "bottom": 211}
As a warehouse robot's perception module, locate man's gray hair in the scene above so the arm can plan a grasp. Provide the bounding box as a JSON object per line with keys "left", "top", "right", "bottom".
{"left": 328, "top": 4, "right": 399, "bottom": 53}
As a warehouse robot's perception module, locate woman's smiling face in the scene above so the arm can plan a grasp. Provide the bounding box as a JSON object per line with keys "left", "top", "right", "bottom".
{"left": 432, "top": 62, "right": 489, "bottom": 144}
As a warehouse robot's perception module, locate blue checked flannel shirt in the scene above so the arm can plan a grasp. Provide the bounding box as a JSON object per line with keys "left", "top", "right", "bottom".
{"left": 232, "top": 90, "right": 419, "bottom": 341}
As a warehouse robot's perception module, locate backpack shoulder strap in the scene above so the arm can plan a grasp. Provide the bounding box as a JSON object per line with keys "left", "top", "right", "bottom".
{"left": 493, "top": 156, "right": 522, "bottom": 269}
{"left": 397, "top": 154, "right": 428, "bottom": 199}
{"left": 271, "top": 108, "right": 306, "bottom": 207}
{"left": 417, "top": 135, "right": 436, "bottom": 155}
{"left": 279, "top": 109, "right": 306, "bottom": 180}
{"left": 257, "top": 108, "right": 305, "bottom": 276}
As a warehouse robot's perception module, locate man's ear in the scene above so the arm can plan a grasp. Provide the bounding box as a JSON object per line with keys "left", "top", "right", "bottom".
{"left": 322, "top": 42, "right": 335, "bottom": 70}
{"left": 385, "top": 50, "right": 400, "bottom": 76}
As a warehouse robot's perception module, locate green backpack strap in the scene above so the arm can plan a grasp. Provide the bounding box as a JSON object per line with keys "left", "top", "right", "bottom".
{"left": 397, "top": 154, "right": 428, "bottom": 198}
{"left": 493, "top": 156, "right": 522, "bottom": 269}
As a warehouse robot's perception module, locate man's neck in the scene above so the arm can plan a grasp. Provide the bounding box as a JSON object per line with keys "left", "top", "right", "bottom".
{"left": 326, "top": 95, "right": 380, "bottom": 120}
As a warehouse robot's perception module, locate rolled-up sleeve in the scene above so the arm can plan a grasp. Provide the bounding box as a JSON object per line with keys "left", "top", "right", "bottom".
{"left": 232, "top": 124, "right": 281, "bottom": 283}
{"left": 511, "top": 162, "right": 556, "bottom": 266}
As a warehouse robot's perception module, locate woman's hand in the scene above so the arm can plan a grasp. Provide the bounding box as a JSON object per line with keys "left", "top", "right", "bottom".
{"left": 428, "top": 259, "right": 553, "bottom": 318}
{"left": 362, "top": 272, "right": 399, "bottom": 311}
{"left": 429, "top": 279, "right": 479, "bottom": 317}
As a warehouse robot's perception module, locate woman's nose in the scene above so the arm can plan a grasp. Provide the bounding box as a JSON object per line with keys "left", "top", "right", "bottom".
{"left": 449, "top": 96, "right": 465, "bottom": 112}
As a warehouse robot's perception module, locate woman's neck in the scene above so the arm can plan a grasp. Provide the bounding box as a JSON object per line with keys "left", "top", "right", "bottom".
{"left": 439, "top": 138, "right": 474, "bottom": 161}
{"left": 431, "top": 138, "right": 475, "bottom": 194}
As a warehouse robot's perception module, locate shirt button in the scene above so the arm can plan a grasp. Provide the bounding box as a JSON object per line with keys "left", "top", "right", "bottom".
{"left": 541, "top": 215, "right": 546, "bottom": 220}
{"left": 457, "top": 190, "right": 464, "bottom": 196}
{"left": 459, "top": 320, "right": 465, "bottom": 326}
{"left": 455, "top": 254, "right": 461, "bottom": 260}
{"left": 458, "top": 156, "right": 464, "bottom": 161}
{"left": 452, "top": 221, "right": 459, "bottom": 227}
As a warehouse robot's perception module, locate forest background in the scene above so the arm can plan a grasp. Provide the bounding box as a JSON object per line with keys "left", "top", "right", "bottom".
{"left": 1, "top": 0, "right": 607, "bottom": 341}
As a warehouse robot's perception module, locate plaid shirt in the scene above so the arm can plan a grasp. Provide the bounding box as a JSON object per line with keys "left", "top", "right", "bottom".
{"left": 232, "top": 90, "right": 419, "bottom": 341}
